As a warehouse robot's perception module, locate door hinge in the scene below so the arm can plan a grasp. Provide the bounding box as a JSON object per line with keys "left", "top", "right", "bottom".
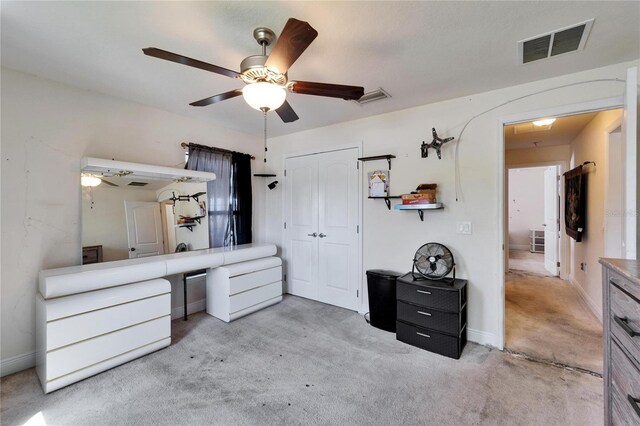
{"left": 284, "top": 274, "right": 287, "bottom": 282}
{"left": 284, "top": 222, "right": 287, "bottom": 229}
{"left": 557, "top": 261, "right": 560, "bottom": 267}
{"left": 284, "top": 169, "right": 287, "bottom": 177}
{"left": 357, "top": 161, "right": 359, "bottom": 170}
{"left": 357, "top": 290, "right": 359, "bottom": 298}
{"left": 357, "top": 225, "right": 360, "bottom": 234}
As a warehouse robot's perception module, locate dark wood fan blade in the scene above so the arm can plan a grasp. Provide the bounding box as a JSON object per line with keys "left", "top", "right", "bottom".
{"left": 275, "top": 100, "right": 299, "bottom": 123}
{"left": 289, "top": 81, "right": 364, "bottom": 100}
{"left": 190, "top": 89, "right": 243, "bottom": 107}
{"left": 143, "top": 48, "right": 240, "bottom": 79}
{"left": 265, "top": 18, "right": 318, "bottom": 74}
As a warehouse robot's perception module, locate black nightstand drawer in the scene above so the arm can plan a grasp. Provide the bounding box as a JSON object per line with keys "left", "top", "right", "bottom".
{"left": 396, "top": 280, "right": 460, "bottom": 312}
{"left": 396, "top": 320, "right": 466, "bottom": 359}
{"left": 397, "top": 300, "right": 462, "bottom": 335}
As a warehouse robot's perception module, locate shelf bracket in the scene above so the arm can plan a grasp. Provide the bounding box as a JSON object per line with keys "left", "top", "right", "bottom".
{"left": 384, "top": 198, "right": 391, "bottom": 210}
{"left": 183, "top": 225, "right": 194, "bottom": 232}
{"left": 387, "top": 158, "right": 392, "bottom": 170}
{"left": 418, "top": 210, "right": 424, "bottom": 222}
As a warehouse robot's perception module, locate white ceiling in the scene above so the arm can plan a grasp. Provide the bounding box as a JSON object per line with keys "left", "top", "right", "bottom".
{"left": 504, "top": 111, "right": 603, "bottom": 150}
{"left": 2, "top": 1, "right": 638, "bottom": 138}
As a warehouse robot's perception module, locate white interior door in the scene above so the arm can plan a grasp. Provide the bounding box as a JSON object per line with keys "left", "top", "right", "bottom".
{"left": 124, "top": 201, "right": 164, "bottom": 258}
{"left": 283, "top": 148, "right": 360, "bottom": 311}
{"left": 623, "top": 66, "right": 638, "bottom": 259}
{"left": 283, "top": 155, "right": 319, "bottom": 300}
{"left": 317, "top": 149, "right": 359, "bottom": 310}
{"left": 605, "top": 128, "right": 624, "bottom": 258}
{"left": 543, "top": 166, "right": 559, "bottom": 275}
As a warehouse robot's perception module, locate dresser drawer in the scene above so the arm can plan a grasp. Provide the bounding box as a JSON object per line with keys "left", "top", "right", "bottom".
{"left": 611, "top": 282, "right": 640, "bottom": 362}
{"left": 229, "top": 281, "right": 282, "bottom": 314}
{"left": 611, "top": 341, "right": 640, "bottom": 425}
{"left": 229, "top": 266, "right": 281, "bottom": 295}
{"left": 396, "top": 321, "right": 466, "bottom": 359}
{"left": 397, "top": 300, "right": 462, "bottom": 335}
{"left": 396, "top": 281, "right": 460, "bottom": 312}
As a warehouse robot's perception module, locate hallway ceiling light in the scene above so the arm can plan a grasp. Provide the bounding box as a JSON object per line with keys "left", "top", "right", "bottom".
{"left": 533, "top": 118, "right": 556, "bottom": 127}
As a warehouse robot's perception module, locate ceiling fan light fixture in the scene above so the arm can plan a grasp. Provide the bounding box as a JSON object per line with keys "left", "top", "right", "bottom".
{"left": 242, "top": 82, "right": 286, "bottom": 111}
{"left": 81, "top": 174, "right": 102, "bottom": 187}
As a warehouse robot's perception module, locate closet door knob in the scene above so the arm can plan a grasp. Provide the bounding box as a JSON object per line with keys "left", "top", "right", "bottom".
{"left": 307, "top": 233, "right": 318, "bottom": 237}
{"left": 319, "top": 233, "right": 327, "bottom": 238}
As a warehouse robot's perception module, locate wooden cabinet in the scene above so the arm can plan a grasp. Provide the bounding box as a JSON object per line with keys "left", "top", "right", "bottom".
{"left": 601, "top": 258, "right": 640, "bottom": 425}
{"left": 82, "top": 245, "right": 103, "bottom": 264}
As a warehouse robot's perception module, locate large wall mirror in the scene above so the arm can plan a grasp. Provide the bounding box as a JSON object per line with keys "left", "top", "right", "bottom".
{"left": 80, "top": 157, "right": 215, "bottom": 264}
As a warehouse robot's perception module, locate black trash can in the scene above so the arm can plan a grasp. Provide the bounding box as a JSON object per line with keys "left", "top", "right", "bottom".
{"left": 366, "top": 269, "right": 403, "bottom": 332}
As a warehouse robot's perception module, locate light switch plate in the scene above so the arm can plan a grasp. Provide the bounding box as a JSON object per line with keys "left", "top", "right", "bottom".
{"left": 457, "top": 221, "right": 472, "bottom": 235}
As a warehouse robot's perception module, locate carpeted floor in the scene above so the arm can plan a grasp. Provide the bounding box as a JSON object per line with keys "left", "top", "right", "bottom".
{"left": 1, "top": 296, "right": 602, "bottom": 425}
{"left": 508, "top": 250, "right": 551, "bottom": 276}
{"left": 506, "top": 266, "right": 603, "bottom": 374}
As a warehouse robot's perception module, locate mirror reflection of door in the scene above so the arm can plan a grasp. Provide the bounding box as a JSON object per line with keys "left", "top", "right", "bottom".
{"left": 124, "top": 201, "right": 164, "bottom": 258}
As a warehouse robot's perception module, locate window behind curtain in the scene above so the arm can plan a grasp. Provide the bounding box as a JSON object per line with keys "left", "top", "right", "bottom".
{"left": 185, "top": 144, "right": 252, "bottom": 247}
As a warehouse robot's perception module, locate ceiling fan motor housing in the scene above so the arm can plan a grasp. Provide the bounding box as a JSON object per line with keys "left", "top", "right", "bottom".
{"left": 240, "top": 55, "right": 287, "bottom": 86}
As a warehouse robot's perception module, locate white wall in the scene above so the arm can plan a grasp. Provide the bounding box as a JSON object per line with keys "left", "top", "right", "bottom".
{"left": 507, "top": 167, "right": 546, "bottom": 250}
{"left": 266, "top": 60, "right": 638, "bottom": 347}
{"left": 0, "top": 67, "right": 266, "bottom": 374}
{"left": 568, "top": 108, "right": 624, "bottom": 321}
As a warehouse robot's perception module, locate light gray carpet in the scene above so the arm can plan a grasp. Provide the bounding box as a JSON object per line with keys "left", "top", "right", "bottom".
{"left": 1, "top": 296, "right": 602, "bottom": 425}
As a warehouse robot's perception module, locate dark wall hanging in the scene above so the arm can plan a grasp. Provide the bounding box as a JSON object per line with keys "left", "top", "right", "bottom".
{"left": 564, "top": 162, "right": 594, "bottom": 242}
{"left": 421, "top": 128, "right": 454, "bottom": 159}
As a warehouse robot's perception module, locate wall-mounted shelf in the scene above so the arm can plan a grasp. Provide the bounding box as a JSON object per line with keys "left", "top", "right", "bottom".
{"left": 254, "top": 173, "right": 277, "bottom": 177}
{"left": 176, "top": 216, "right": 205, "bottom": 232}
{"left": 369, "top": 195, "right": 402, "bottom": 210}
{"left": 357, "top": 155, "right": 396, "bottom": 170}
{"left": 394, "top": 203, "right": 443, "bottom": 221}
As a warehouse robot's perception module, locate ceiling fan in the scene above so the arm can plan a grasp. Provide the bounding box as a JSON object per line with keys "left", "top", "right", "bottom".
{"left": 142, "top": 18, "right": 365, "bottom": 123}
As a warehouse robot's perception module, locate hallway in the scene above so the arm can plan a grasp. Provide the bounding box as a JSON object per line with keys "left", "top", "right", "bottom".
{"left": 506, "top": 251, "right": 603, "bottom": 374}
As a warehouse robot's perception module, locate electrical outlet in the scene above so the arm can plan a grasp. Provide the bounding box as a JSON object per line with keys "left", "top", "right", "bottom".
{"left": 457, "top": 221, "right": 472, "bottom": 235}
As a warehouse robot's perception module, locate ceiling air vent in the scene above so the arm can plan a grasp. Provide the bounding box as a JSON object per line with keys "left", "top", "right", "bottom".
{"left": 518, "top": 19, "right": 594, "bottom": 64}
{"left": 128, "top": 181, "right": 149, "bottom": 187}
{"left": 354, "top": 88, "right": 391, "bottom": 105}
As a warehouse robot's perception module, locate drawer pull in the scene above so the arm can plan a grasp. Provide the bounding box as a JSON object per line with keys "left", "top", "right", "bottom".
{"left": 417, "top": 311, "right": 432, "bottom": 316}
{"left": 628, "top": 395, "right": 640, "bottom": 418}
{"left": 416, "top": 332, "right": 431, "bottom": 338}
{"left": 614, "top": 315, "right": 640, "bottom": 337}
{"left": 417, "top": 290, "right": 431, "bottom": 295}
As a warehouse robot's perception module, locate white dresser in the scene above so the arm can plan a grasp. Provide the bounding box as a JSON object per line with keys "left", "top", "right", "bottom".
{"left": 37, "top": 243, "right": 281, "bottom": 393}
{"left": 207, "top": 257, "right": 283, "bottom": 322}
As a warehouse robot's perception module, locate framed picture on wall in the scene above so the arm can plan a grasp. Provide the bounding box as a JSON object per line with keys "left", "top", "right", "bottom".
{"left": 368, "top": 170, "right": 390, "bottom": 197}
{"left": 564, "top": 165, "right": 586, "bottom": 242}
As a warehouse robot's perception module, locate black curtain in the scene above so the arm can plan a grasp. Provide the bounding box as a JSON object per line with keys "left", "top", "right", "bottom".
{"left": 231, "top": 152, "right": 252, "bottom": 245}
{"left": 185, "top": 143, "right": 252, "bottom": 247}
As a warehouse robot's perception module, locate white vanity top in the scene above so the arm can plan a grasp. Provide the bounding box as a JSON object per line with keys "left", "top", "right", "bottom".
{"left": 39, "top": 243, "right": 277, "bottom": 299}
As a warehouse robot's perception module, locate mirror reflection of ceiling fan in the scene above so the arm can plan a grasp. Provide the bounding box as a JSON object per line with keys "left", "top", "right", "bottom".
{"left": 142, "top": 18, "right": 365, "bottom": 122}
{"left": 81, "top": 170, "right": 133, "bottom": 187}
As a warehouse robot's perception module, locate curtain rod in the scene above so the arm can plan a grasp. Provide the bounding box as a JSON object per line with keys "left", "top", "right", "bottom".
{"left": 180, "top": 142, "right": 256, "bottom": 160}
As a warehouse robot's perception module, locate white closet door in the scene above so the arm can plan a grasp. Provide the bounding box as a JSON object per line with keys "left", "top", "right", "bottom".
{"left": 317, "top": 149, "right": 359, "bottom": 310}
{"left": 284, "top": 155, "right": 319, "bottom": 300}
{"left": 124, "top": 201, "right": 164, "bottom": 258}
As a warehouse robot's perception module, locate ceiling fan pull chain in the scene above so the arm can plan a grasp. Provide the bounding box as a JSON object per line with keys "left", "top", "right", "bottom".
{"left": 263, "top": 110, "right": 268, "bottom": 163}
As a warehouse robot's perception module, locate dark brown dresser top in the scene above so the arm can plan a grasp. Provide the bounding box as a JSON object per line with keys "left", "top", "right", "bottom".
{"left": 600, "top": 258, "right": 640, "bottom": 286}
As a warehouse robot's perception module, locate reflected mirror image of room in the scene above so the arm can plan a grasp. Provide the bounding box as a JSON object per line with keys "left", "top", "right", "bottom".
{"left": 1, "top": 2, "right": 639, "bottom": 425}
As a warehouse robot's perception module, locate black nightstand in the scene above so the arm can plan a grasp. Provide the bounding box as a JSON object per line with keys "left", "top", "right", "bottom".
{"left": 396, "top": 272, "right": 467, "bottom": 359}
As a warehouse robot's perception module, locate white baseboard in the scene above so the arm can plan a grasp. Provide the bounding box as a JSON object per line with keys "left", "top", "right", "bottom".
{"left": 509, "top": 245, "right": 530, "bottom": 251}
{"left": 568, "top": 276, "right": 603, "bottom": 323}
{"left": 171, "top": 298, "right": 206, "bottom": 320}
{"left": 467, "top": 328, "right": 499, "bottom": 348}
{"left": 1, "top": 351, "right": 35, "bottom": 377}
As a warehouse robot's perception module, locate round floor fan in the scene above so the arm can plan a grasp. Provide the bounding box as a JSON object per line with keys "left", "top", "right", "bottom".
{"left": 412, "top": 242, "right": 456, "bottom": 284}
